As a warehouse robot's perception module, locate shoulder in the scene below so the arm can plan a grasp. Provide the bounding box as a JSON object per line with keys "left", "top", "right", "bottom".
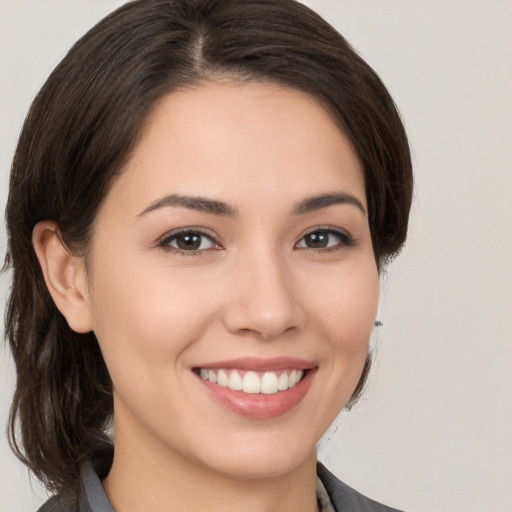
{"left": 36, "top": 492, "right": 84, "bottom": 512}
{"left": 36, "top": 441, "right": 113, "bottom": 512}
{"left": 317, "top": 462, "right": 405, "bottom": 512}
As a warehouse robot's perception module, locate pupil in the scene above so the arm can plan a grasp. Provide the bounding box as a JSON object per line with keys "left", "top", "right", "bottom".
{"left": 177, "top": 233, "right": 201, "bottom": 250}
{"left": 306, "top": 232, "right": 328, "bottom": 248}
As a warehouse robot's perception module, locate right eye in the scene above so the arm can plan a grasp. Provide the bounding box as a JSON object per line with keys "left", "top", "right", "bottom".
{"left": 159, "top": 230, "right": 220, "bottom": 254}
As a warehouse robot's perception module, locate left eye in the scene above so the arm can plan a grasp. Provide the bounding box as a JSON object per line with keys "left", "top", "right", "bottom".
{"left": 164, "top": 231, "right": 217, "bottom": 252}
{"left": 295, "top": 229, "right": 349, "bottom": 250}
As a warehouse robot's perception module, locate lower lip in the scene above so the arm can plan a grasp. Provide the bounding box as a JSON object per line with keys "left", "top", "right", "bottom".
{"left": 195, "top": 369, "right": 317, "bottom": 419}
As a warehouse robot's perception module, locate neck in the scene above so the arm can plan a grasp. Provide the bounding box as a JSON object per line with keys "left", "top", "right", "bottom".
{"left": 103, "top": 420, "right": 319, "bottom": 512}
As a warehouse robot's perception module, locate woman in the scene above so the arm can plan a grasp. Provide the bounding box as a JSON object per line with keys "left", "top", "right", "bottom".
{"left": 5, "top": 0, "right": 413, "bottom": 511}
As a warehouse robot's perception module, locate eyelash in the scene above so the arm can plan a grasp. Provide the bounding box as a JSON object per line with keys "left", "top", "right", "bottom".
{"left": 295, "top": 227, "right": 354, "bottom": 252}
{"left": 158, "top": 228, "right": 221, "bottom": 256}
{"left": 157, "top": 227, "right": 354, "bottom": 256}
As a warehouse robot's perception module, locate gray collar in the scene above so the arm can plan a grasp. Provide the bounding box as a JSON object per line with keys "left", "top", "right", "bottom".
{"left": 316, "top": 475, "right": 337, "bottom": 512}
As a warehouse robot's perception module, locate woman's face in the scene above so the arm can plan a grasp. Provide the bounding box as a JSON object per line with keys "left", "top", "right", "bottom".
{"left": 83, "top": 81, "right": 379, "bottom": 479}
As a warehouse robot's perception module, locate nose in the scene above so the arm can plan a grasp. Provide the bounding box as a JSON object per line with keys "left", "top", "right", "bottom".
{"left": 221, "top": 249, "right": 304, "bottom": 340}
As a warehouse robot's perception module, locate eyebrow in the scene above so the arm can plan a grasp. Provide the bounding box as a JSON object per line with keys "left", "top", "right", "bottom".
{"left": 137, "top": 194, "right": 238, "bottom": 218}
{"left": 292, "top": 192, "right": 366, "bottom": 215}
{"left": 137, "top": 191, "right": 366, "bottom": 219}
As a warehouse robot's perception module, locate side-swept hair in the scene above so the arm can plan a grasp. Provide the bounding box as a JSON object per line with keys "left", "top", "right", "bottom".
{"left": 4, "top": 0, "right": 412, "bottom": 494}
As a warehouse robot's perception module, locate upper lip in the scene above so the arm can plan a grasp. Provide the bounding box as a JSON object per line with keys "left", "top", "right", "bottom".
{"left": 194, "top": 357, "right": 317, "bottom": 372}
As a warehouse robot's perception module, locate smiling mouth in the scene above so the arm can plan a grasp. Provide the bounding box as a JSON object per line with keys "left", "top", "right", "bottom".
{"left": 195, "top": 368, "right": 306, "bottom": 395}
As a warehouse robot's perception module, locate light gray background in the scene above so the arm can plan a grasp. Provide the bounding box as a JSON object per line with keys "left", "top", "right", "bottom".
{"left": 1, "top": 1, "right": 511, "bottom": 511}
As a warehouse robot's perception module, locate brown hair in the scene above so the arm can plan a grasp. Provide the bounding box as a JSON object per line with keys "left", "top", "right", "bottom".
{"left": 4, "top": 0, "right": 412, "bottom": 494}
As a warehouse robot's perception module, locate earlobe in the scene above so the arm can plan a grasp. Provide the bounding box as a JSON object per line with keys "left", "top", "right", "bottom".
{"left": 32, "top": 221, "right": 93, "bottom": 333}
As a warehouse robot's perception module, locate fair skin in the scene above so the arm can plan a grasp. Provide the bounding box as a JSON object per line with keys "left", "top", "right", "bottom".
{"left": 33, "top": 81, "right": 379, "bottom": 512}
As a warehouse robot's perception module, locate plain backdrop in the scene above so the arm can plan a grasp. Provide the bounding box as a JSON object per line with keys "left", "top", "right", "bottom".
{"left": 1, "top": 1, "right": 511, "bottom": 511}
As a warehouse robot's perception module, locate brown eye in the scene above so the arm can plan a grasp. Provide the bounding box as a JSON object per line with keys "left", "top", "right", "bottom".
{"left": 296, "top": 229, "right": 352, "bottom": 250}
{"left": 175, "top": 233, "right": 202, "bottom": 250}
{"left": 163, "top": 231, "right": 217, "bottom": 252}
{"left": 303, "top": 231, "right": 330, "bottom": 248}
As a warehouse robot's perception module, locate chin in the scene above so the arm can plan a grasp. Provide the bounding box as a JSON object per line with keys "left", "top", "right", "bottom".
{"left": 189, "top": 429, "right": 317, "bottom": 481}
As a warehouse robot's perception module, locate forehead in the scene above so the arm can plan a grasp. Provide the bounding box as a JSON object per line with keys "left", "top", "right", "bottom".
{"left": 104, "top": 80, "right": 365, "bottom": 216}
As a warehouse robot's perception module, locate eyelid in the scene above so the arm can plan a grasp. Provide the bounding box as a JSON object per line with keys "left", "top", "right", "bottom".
{"left": 295, "top": 226, "right": 355, "bottom": 250}
{"left": 157, "top": 227, "right": 223, "bottom": 253}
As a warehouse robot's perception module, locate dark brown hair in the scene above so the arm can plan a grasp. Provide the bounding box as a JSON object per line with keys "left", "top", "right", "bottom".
{"left": 4, "top": 0, "right": 413, "bottom": 494}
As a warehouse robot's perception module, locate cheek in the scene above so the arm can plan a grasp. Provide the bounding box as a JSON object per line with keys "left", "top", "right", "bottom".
{"left": 86, "top": 261, "right": 226, "bottom": 432}
{"left": 309, "top": 258, "right": 379, "bottom": 405}
{"left": 311, "top": 260, "right": 379, "bottom": 352}
{"left": 297, "top": 258, "right": 379, "bottom": 428}
{"left": 87, "top": 256, "right": 223, "bottom": 376}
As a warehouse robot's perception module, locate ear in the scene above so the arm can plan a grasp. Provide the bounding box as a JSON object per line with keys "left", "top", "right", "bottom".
{"left": 32, "top": 221, "right": 93, "bottom": 333}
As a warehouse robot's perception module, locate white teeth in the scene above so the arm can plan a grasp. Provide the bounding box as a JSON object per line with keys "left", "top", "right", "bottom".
{"left": 217, "top": 369, "right": 229, "bottom": 387}
{"left": 261, "top": 372, "right": 279, "bottom": 394}
{"left": 228, "top": 371, "right": 243, "bottom": 391}
{"left": 242, "top": 371, "right": 261, "bottom": 393}
{"left": 291, "top": 370, "right": 304, "bottom": 387}
{"left": 198, "top": 368, "right": 305, "bottom": 395}
{"left": 278, "top": 372, "right": 289, "bottom": 391}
